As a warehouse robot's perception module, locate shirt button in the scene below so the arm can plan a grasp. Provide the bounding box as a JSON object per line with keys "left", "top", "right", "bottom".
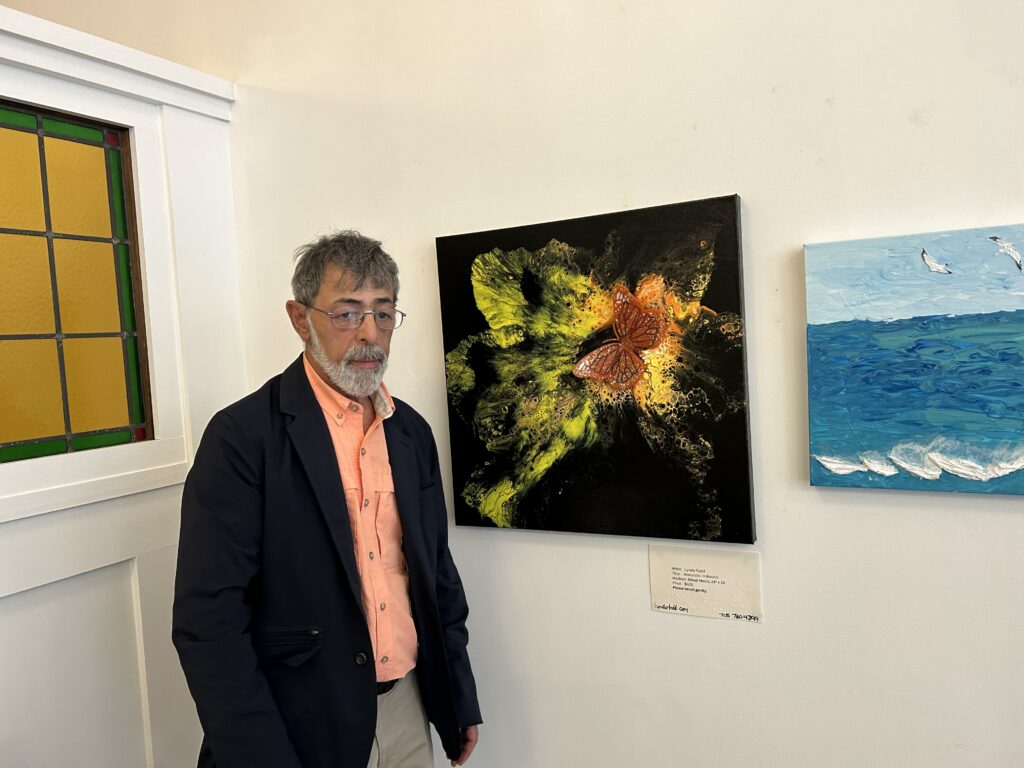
{"left": 354, "top": 652, "right": 368, "bottom": 666}
{"left": 349, "top": 403, "right": 359, "bottom": 412}
{"left": 368, "top": 551, "right": 375, "bottom": 560}
{"left": 363, "top": 498, "right": 369, "bottom": 508}
{"left": 381, "top": 656, "right": 389, "bottom": 664}
{"left": 360, "top": 447, "right": 366, "bottom": 456}
{"left": 379, "top": 602, "right": 386, "bottom": 611}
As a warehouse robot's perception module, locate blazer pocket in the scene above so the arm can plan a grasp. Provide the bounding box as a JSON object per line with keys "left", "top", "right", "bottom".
{"left": 255, "top": 627, "right": 324, "bottom": 667}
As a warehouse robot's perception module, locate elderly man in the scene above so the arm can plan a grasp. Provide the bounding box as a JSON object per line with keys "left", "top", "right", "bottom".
{"left": 173, "top": 231, "right": 481, "bottom": 768}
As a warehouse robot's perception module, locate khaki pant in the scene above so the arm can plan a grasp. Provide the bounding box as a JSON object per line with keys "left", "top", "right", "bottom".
{"left": 367, "top": 673, "right": 433, "bottom": 768}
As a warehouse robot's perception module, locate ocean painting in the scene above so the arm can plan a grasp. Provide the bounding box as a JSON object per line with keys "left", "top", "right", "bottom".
{"left": 805, "top": 224, "right": 1024, "bottom": 494}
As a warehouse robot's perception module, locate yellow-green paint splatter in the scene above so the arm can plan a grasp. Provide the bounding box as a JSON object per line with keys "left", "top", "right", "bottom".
{"left": 445, "top": 234, "right": 744, "bottom": 536}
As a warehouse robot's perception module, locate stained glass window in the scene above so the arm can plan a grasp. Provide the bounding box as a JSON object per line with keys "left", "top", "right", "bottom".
{"left": 0, "top": 99, "right": 151, "bottom": 463}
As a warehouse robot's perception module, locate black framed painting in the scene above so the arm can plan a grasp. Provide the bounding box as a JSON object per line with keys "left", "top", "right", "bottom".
{"left": 435, "top": 195, "right": 755, "bottom": 543}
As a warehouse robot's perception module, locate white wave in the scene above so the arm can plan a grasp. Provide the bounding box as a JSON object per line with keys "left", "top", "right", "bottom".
{"left": 926, "top": 451, "right": 1024, "bottom": 482}
{"left": 812, "top": 438, "right": 1024, "bottom": 482}
{"left": 994, "top": 455, "right": 1024, "bottom": 476}
{"left": 888, "top": 443, "right": 943, "bottom": 480}
{"left": 925, "top": 452, "right": 991, "bottom": 481}
{"left": 921, "top": 437, "right": 1024, "bottom": 482}
{"left": 814, "top": 455, "right": 866, "bottom": 474}
{"left": 858, "top": 452, "right": 898, "bottom": 476}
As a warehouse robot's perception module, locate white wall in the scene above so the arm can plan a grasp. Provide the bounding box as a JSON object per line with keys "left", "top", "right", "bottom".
{"left": 7, "top": 2, "right": 1024, "bottom": 766}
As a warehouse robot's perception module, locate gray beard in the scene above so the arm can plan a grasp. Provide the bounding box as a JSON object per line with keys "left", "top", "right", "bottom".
{"left": 307, "top": 323, "right": 388, "bottom": 398}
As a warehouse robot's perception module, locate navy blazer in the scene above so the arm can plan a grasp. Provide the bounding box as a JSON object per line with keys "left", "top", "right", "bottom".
{"left": 172, "top": 356, "right": 481, "bottom": 767}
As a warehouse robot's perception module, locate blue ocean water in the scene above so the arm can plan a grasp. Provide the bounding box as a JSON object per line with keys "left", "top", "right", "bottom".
{"left": 807, "top": 309, "right": 1024, "bottom": 494}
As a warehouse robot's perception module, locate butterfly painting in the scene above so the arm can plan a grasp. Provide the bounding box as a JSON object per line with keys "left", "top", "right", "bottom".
{"left": 572, "top": 284, "right": 669, "bottom": 391}
{"left": 436, "top": 196, "right": 755, "bottom": 543}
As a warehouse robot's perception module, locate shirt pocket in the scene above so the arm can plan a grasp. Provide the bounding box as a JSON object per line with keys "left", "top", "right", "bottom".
{"left": 373, "top": 474, "right": 406, "bottom": 571}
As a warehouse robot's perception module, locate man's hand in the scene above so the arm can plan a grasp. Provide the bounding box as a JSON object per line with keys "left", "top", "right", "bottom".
{"left": 450, "top": 724, "right": 479, "bottom": 766}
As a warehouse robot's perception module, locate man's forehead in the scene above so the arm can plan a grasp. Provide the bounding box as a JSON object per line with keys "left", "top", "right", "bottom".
{"left": 320, "top": 265, "right": 394, "bottom": 300}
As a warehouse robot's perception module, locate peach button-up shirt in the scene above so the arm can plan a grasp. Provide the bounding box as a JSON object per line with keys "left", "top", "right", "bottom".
{"left": 303, "top": 357, "right": 417, "bottom": 682}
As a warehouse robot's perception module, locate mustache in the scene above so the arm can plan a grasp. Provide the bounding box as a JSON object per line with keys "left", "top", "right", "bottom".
{"left": 344, "top": 345, "right": 387, "bottom": 364}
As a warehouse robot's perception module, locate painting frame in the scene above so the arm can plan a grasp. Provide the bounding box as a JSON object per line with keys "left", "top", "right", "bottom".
{"left": 436, "top": 195, "right": 756, "bottom": 543}
{"left": 805, "top": 223, "right": 1024, "bottom": 495}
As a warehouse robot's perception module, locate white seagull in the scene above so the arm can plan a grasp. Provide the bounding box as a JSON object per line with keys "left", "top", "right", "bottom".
{"left": 989, "top": 236, "right": 1022, "bottom": 271}
{"left": 920, "top": 248, "right": 952, "bottom": 274}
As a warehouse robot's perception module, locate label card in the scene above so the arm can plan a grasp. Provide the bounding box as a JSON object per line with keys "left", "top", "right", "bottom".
{"left": 649, "top": 544, "right": 762, "bottom": 623}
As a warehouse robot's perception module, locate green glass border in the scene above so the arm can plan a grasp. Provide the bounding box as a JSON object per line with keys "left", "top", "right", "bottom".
{"left": 116, "top": 244, "right": 137, "bottom": 332}
{"left": 125, "top": 337, "right": 144, "bottom": 424}
{"left": 107, "top": 148, "right": 128, "bottom": 239}
{"left": 42, "top": 117, "right": 104, "bottom": 144}
{"left": 0, "top": 438, "right": 68, "bottom": 463}
{"left": 71, "top": 430, "right": 131, "bottom": 451}
{"left": 0, "top": 106, "right": 36, "bottom": 130}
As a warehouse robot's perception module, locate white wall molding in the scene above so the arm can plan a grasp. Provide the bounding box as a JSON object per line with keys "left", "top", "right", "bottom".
{"left": 129, "top": 557, "right": 157, "bottom": 768}
{"left": 0, "top": 444, "right": 187, "bottom": 524}
{"left": 0, "top": 5, "right": 233, "bottom": 120}
{"left": 0, "top": 483, "right": 181, "bottom": 600}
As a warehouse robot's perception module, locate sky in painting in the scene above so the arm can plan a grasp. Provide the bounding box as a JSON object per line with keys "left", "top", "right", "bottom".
{"left": 805, "top": 223, "right": 1024, "bottom": 325}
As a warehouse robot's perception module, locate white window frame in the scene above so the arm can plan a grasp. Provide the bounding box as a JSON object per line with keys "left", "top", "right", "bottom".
{"left": 0, "top": 7, "right": 236, "bottom": 523}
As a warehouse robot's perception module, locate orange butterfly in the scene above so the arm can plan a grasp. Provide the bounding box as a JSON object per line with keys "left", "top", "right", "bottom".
{"left": 572, "top": 283, "right": 669, "bottom": 391}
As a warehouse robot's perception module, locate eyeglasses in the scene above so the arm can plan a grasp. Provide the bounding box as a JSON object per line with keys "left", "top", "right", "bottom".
{"left": 307, "top": 305, "right": 407, "bottom": 331}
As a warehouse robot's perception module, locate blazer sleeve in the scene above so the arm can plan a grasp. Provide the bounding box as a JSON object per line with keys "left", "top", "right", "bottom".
{"left": 424, "top": 431, "right": 483, "bottom": 728}
{"left": 172, "top": 410, "right": 304, "bottom": 768}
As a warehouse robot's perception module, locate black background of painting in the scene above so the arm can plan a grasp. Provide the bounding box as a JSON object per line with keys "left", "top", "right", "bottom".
{"left": 434, "top": 195, "right": 755, "bottom": 543}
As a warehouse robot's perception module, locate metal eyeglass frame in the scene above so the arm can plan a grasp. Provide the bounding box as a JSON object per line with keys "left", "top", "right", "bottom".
{"left": 306, "top": 305, "right": 407, "bottom": 331}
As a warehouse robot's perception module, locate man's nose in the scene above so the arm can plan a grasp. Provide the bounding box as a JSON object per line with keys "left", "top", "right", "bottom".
{"left": 356, "top": 312, "right": 380, "bottom": 342}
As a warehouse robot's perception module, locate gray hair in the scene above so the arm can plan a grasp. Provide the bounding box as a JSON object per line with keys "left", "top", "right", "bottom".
{"left": 291, "top": 230, "right": 399, "bottom": 305}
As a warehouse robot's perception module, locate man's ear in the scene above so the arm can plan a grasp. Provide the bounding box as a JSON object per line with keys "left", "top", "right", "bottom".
{"left": 285, "top": 300, "right": 311, "bottom": 343}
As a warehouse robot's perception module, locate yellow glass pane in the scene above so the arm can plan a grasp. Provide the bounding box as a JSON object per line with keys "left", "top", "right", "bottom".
{"left": 0, "top": 339, "right": 65, "bottom": 443}
{"left": 64, "top": 337, "right": 128, "bottom": 433}
{"left": 44, "top": 137, "right": 111, "bottom": 238}
{"left": 0, "top": 233, "right": 55, "bottom": 335}
{"left": 0, "top": 127, "right": 46, "bottom": 231}
{"left": 54, "top": 239, "right": 120, "bottom": 333}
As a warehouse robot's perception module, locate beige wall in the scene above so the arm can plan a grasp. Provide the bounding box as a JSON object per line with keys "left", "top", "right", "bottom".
{"left": 7, "top": 2, "right": 1024, "bottom": 765}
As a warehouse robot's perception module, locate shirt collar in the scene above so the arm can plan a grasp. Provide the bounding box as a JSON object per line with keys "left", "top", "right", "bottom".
{"left": 302, "top": 354, "right": 395, "bottom": 422}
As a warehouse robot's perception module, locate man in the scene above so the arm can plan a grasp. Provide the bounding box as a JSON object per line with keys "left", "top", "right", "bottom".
{"left": 173, "top": 231, "right": 481, "bottom": 768}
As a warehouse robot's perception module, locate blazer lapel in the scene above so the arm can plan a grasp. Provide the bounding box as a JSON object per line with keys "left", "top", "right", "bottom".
{"left": 279, "top": 356, "right": 364, "bottom": 611}
{"left": 384, "top": 415, "right": 432, "bottom": 605}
